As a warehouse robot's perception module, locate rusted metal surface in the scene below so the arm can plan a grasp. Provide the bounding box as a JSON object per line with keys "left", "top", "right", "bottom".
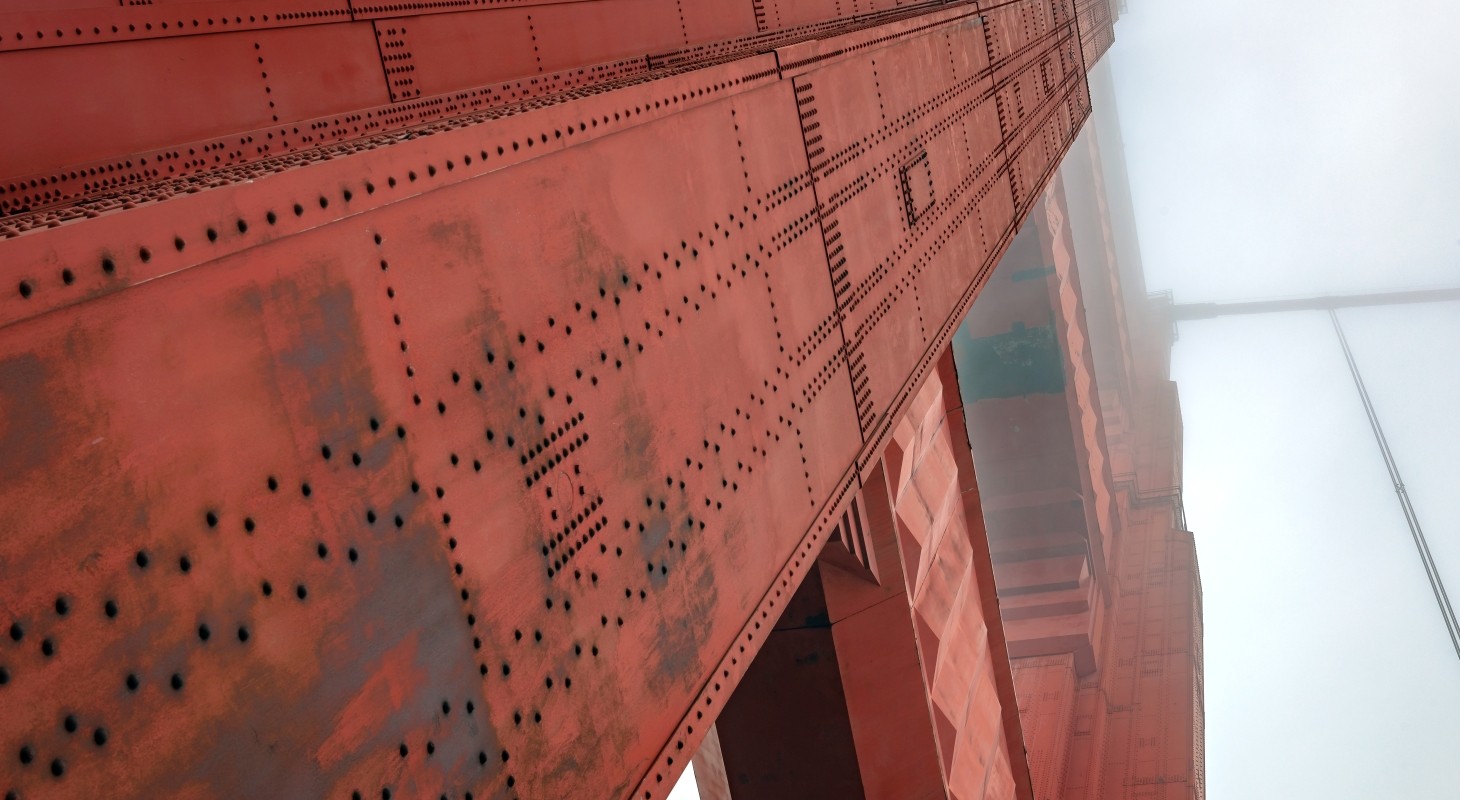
{"left": 1073, "top": 0, "right": 1116, "bottom": 70}
{"left": 0, "top": 1, "right": 1090, "bottom": 798}
{"left": 0, "top": 0, "right": 955, "bottom": 216}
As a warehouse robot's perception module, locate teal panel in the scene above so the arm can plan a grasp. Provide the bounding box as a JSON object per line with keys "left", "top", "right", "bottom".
{"left": 954, "top": 323, "right": 1066, "bottom": 401}
{"left": 1009, "top": 266, "right": 1055, "bottom": 282}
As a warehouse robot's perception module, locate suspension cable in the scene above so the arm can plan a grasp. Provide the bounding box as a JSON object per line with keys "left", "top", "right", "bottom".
{"left": 1330, "top": 309, "right": 1460, "bottom": 664}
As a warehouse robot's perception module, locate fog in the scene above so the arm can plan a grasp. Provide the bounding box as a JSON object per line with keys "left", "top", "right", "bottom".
{"left": 1110, "top": 0, "right": 1460, "bottom": 300}
{"left": 1110, "top": 0, "right": 1460, "bottom": 797}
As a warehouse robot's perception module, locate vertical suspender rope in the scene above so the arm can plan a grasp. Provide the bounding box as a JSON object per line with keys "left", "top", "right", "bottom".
{"left": 1330, "top": 309, "right": 1460, "bottom": 664}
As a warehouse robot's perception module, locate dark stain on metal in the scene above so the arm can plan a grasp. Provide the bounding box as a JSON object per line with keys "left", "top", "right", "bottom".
{"left": 0, "top": 352, "right": 55, "bottom": 474}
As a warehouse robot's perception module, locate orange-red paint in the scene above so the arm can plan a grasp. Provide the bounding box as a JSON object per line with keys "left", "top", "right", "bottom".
{"left": 0, "top": 1, "right": 1123, "bottom": 798}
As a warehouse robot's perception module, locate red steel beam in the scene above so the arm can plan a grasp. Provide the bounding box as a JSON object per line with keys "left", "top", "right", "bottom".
{"left": 0, "top": 0, "right": 953, "bottom": 216}
{"left": 0, "top": 2, "right": 1091, "bottom": 798}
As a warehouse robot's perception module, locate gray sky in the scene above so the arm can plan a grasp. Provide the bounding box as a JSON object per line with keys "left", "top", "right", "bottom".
{"left": 1111, "top": 0, "right": 1460, "bottom": 299}
{"left": 1109, "top": 0, "right": 1460, "bottom": 797}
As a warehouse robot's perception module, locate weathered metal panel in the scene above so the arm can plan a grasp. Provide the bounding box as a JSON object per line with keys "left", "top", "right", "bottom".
{"left": 0, "top": 23, "right": 387, "bottom": 183}
{"left": 1073, "top": 0, "right": 1115, "bottom": 69}
{"left": 0, "top": 2, "right": 1089, "bottom": 798}
{"left": 0, "top": 1, "right": 965, "bottom": 217}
